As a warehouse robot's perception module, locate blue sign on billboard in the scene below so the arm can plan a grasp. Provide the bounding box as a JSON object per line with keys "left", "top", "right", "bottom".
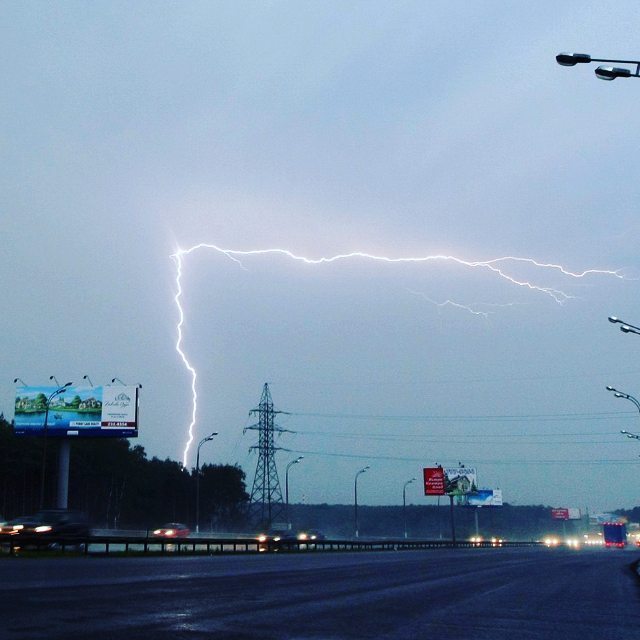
{"left": 14, "top": 385, "right": 139, "bottom": 438}
{"left": 467, "top": 489, "right": 503, "bottom": 507}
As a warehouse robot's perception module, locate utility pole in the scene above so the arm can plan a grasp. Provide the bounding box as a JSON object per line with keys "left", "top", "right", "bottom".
{"left": 246, "top": 383, "right": 292, "bottom": 529}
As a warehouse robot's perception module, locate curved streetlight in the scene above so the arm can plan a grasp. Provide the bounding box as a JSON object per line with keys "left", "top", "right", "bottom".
{"left": 606, "top": 386, "right": 640, "bottom": 441}
{"left": 83, "top": 375, "right": 94, "bottom": 387}
{"left": 608, "top": 316, "right": 640, "bottom": 336}
{"left": 556, "top": 52, "right": 640, "bottom": 80}
{"left": 13, "top": 378, "right": 27, "bottom": 385}
{"left": 403, "top": 477, "right": 417, "bottom": 539}
{"left": 40, "top": 382, "right": 73, "bottom": 508}
{"left": 285, "top": 456, "right": 304, "bottom": 531}
{"left": 606, "top": 385, "right": 640, "bottom": 411}
{"left": 195, "top": 432, "right": 218, "bottom": 533}
{"left": 49, "top": 375, "right": 60, "bottom": 386}
{"left": 354, "top": 465, "right": 370, "bottom": 539}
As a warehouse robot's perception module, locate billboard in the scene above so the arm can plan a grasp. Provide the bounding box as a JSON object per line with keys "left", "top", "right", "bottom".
{"left": 591, "top": 512, "right": 622, "bottom": 524}
{"left": 443, "top": 467, "right": 477, "bottom": 496}
{"left": 423, "top": 467, "right": 446, "bottom": 495}
{"left": 467, "top": 489, "right": 503, "bottom": 507}
{"left": 551, "top": 508, "right": 569, "bottom": 520}
{"left": 567, "top": 508, "right": 581, "bottom": 520}
{"left": 14, "top": 385, "right": 139, "bottom": 438}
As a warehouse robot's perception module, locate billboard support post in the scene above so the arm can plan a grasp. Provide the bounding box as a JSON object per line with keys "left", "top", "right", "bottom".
{"left": 475, "top": 507, "right": 480, "bottom": 537}
{"left": 39, "top": 403, "right": 50, "bottom": 509}
{"left": 57, "top": 439, "right": 70, "bottom": 509}
{"left": 39, "top": 383, "right": 72, "bottom": 508}
{"left": 449, "top": 495, "right": 457, "bottom": 546}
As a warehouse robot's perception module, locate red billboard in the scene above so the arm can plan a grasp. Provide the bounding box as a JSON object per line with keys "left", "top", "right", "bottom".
{"left": 551, "top": 508, "right": 569, "bottom": 520}
{"left": 423, "top": 467, "right": 446, "bottom": 495}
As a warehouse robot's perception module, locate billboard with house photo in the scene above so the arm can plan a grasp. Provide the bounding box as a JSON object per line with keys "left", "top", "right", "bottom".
{"left": 14, "top": 385, "right": 139, "bottom": 438}
{"left": 443, "top": 467, "right": 477, "bottom": 496}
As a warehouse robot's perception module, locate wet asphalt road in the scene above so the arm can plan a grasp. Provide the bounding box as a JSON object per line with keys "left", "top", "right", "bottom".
{"left": 1, "top": 548, "right": 639, "bottom": 640}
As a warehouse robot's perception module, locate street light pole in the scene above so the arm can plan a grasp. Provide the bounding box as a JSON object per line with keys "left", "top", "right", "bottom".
{"left": 40, "top": 382, "right": 72, "bottom": 509}
{"left": 195, "top": 432, "right": 218, "bottom": 534}
{"left": 285, "top": 456, "right": 304, "bottom": 531}
{"left": 556, "top": 52, "right": 640, "bottom": 80}
{"left": 403, "top": 477, "right": 417, "bottom": 539}
{"left": 354, "top": 465, "right": 370, "bottom": 539}
{"left": 606, "top": 386, "right": 640, "bottom": 440}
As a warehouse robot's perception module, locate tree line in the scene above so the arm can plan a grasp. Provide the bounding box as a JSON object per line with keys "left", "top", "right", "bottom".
{"left": 0, "top": 414, "right": 249, "bottom": 530}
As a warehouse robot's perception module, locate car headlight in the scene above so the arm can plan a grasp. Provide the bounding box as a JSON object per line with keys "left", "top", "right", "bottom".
{"left": 34, "top": 526, "right": 52, "bottom": 533}
{"left": 258, "top": 535, "right": 267, "bottom": 542}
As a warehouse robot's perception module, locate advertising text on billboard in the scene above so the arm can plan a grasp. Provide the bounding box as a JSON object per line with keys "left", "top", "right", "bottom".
{"left": 423, "top": 467, "right": 446, "bottom": 495}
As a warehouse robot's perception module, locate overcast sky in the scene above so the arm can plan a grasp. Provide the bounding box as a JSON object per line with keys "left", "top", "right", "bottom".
{"left": 3, "top": 1, "right": 640, "bottom": 514}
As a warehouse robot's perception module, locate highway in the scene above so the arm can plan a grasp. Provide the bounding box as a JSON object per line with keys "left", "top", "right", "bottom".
{"left": 1, "top": 548, "right": 639, "bottom": 639}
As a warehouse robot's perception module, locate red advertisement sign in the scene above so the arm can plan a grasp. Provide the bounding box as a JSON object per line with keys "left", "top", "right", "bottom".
{"left": 423, "top": 467, "right": 446, "bottom": 495}
{"left": 551, "top": 508, "right": 569, "bottom": 520}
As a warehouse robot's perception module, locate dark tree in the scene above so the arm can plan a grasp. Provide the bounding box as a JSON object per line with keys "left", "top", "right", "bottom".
{"left": 198, "top": 463, "right": 249, "bottom": 531}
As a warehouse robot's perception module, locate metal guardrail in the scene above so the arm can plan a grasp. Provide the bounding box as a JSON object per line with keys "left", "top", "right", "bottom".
{"left": 0, "top": 534, "right": 544, "bottom": 556}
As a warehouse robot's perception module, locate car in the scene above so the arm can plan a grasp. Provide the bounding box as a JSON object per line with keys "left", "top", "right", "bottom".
{"left": 152, "top": 523, "right": 190, "bottom": 538}
{"left": 257, "top": 528, "right": 299, "bottom": 551}
{"left": 296, "top": 529, "right": 326, "bottom": 541}
{"left": 0, "top": 509, "right": 90, "bottom": 538}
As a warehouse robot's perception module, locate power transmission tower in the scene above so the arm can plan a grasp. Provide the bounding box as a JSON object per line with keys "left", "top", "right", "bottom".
{"left": 246, "top": 383, "right": 292, "bottom": 529}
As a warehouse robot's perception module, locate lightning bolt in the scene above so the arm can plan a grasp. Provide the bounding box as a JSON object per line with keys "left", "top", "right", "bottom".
{"left": 405, "top": 288, "right": 530, "bottom": 318}
{"left": 404, "top": 288, "right": 493, "bottom": 318}
{"left": 172, "top": 243, "right": 624, "bottom": 466}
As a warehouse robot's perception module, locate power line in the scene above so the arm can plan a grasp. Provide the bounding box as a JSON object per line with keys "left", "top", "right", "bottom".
{"left": 288, "top": 448, "right": 640, "bottom": 465}
{"left": 290, "top": 434, "right": 623, "bottom": 445}
{"left": 291, "top": 428, "right": 623, "bottom": 440}
{"left": 273, "top": 369, "right": 640, "bottom": 387}
{"left": 289, "top": 410, "right": 634, "bottom": 423}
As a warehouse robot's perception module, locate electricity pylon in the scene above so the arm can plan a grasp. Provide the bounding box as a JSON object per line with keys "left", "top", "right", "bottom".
{"left": 246, "top": 383, "right": 292, "bottom": 529}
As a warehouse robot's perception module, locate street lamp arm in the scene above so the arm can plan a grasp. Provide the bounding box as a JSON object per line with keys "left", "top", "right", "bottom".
{"left": 286, "top": 456, "right": 304, "bottom": 473}
{"left": 48, "top": 382, "right": 73, "bottom": 402}
{"left": 557, "top": 53, "right": 640, "bottom": 80}
{"left": 623, "top": 394, "right": 640, "bottom": 413}
{"left": 557, "top": 53, "right": 640, "bottom": 66}
{"left": 609, "top": 316, "right": 640, "bottom": 333}
{"left": 606, "top": 386, "right": 640, "bottom": 413}
{"left": 592, "top": 57, "right": 640, "bottom": 65}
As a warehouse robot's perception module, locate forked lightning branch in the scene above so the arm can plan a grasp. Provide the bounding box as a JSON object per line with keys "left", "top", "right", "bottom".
{"left": 172, "top": 243, "right": 624, "bottom": 467}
